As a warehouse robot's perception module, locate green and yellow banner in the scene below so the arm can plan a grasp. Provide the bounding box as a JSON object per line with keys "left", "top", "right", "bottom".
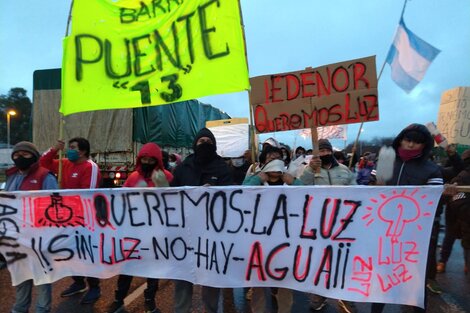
{"left": 61, "top": 0, "right": 249, "bottom": 115}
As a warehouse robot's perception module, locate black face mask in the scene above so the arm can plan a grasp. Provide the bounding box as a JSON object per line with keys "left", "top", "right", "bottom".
{"left": 320, "top": 154, "right": 334, "bottom": 165}
{"left": 14, "top": 156, "right": 37, "bottom": 170}
{"left": 195, "top": 143, "right": 217, "bottom": 164}
{"left": 141, "top": 163, "right": 156, "bottom": 174}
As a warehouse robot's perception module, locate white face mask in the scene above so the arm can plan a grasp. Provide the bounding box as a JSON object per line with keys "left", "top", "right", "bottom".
{"left": 231, "top": 158, "right": 244, "bottom": 167}
{"left": 169, "top": 162, "right": 176, "bottom": 168}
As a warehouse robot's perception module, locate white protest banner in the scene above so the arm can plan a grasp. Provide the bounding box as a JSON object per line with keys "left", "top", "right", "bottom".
{"left": 0, "top": 185, "right": 442, "bottom": 308}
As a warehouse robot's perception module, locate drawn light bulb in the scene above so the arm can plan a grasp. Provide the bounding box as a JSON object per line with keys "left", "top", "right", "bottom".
{"left": 377, "top": 196, "right": 420, "bottom": 238}
{"left": 45, "top": 194, "right": 73, "bottom": 224}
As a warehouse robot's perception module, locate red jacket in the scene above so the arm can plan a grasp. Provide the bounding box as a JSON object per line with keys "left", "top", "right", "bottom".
{"left": 6, "top": 162, "right": 51, "bottom": 191}
{"left": 124, "top": 143, "right": 173, "bottom": 187}
{"left": 40, "top": 148, "right": 101, "bottom": 189}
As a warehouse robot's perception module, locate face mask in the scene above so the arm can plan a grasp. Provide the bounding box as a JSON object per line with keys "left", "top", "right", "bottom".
{"left": 398, "top": 147, "right": 422, "bottom": 162}
{"left": 169, "top": 162, "right": 176, "bottom": 168}
{"left": 195, "top": 143, "right": 216, "bottom": 164}
{"left": 231, "top": 158, "right": 244, "bottom": 167}
{"left": 141, "top": 163, "right": 156, "bottom": 173}
{"left": 320, "top": 154, "right": 334, "bottom": 165}
{"left": 66, "top": 149, "right": 80, "bottom": 162}
{"left": 13, "top": 156, "right": 37, "bottom": 170}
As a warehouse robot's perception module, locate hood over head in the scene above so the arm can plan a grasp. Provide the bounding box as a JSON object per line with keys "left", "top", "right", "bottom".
{"left": 136, "top": 143, "right": 164, "bottom": 172}
{"left": 392, "top": 123, "right": 434, "bottom": 160}
{"left": 263, "top": 137, "right": 281, "bottom": 148}
{"left": 318, "top": 139, "right": 333, "bottom": 151}
{"left": 192, "top": 128, "right": 216, "bottom": 150}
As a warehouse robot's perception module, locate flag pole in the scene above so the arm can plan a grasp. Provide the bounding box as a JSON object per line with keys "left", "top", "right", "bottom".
{"left": 237, "top": 0, "right": 258, "bottom": 169}
{"left": 348, "top": 0, "right": 409, "bottom": 169}
{"left": 58, "top": 0, "right": 74, "bottom": 188}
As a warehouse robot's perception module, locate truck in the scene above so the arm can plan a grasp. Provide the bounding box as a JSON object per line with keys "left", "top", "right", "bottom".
{"left": 32, "top": 69, "right": 230, "bottom": 187}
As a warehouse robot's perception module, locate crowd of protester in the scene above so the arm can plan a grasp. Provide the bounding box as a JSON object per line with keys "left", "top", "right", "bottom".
{"left": 1, "top": 123, "right": 469, "bottom": 313}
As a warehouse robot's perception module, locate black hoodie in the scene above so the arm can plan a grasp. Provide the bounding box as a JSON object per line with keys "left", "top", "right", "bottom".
{"left": 171, "top": 128, "right": 232, "bottom": 187}
{"left": 387, "top": 123, "right": 442, "bottom": 186}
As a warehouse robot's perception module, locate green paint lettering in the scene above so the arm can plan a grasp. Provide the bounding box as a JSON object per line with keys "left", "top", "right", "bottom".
{"left": 132, "top": 34, "right": 156, "bottom": 77}
{"left": 177, "top": 11, "right": 196, "bottom": 64}
{"left": 160, "top": 74, "right": 182, "bottom": 102}
{"left": 120, "top": 8, "right": 137, "bottom": 23}
{"left": 75, "top": 34, "right": 103, "bottom": 81}
{"left": 105, "top": 39, "right": 132, "bottom": 79}
{"left": 153, "top": 22, "right": 181, "bottom": 71}
{"left": 198, "top": 0, "right": 230, "bottom": 60}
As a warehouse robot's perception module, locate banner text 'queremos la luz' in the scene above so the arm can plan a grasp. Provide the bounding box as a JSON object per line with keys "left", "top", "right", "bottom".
{"left": 0, "top": 185, "right": 442, "bottom": 308}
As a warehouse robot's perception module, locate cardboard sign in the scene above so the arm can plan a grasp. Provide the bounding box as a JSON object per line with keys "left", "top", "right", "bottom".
{"left": 249, "top": 56, "right": 379, "bottom": 134}
{"left": 61, "top": 0, "right": 249, "bottom": 116}
{"left": 0, "top": 185, "right": 442, "bottom": 308}
{"left": 437, "top": 87, "right": 470, "bottom": 145}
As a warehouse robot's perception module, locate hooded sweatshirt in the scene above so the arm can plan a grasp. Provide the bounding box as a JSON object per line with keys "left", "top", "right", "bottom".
{"left": 388, "top": 123, "right": 442, "bottom": 186}
{"left": 124, "top": 143, "right": 173, "bottom": 187}
{"left": 171, "top": 128, "right": 232, "bottom": 186}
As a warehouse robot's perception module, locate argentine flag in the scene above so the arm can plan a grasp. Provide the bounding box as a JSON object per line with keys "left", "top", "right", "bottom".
{"left": 386, "top": 18, "right": 440, "bottom": 93}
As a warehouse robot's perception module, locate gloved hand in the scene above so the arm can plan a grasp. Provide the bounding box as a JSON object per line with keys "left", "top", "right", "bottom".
{"left": 151, "top": 169, "right": 169, "bottom": 187}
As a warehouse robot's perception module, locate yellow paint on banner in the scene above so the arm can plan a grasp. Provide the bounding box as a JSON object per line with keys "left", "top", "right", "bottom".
{"left": 61, "top": 0, "right": 250, "bottom": 116}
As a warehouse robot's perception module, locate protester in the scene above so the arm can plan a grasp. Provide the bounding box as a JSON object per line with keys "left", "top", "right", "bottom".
{"left": 280, "top": 144, "right": 291, "bottom": 167}
{"left": 168, "top": 152, "right": 182, "bottom": 172}
{"left": 369, "top": 124, "right": 443, "bottom": 313}
{"left": 6, "top": 141, "right": 58, "bottom": 313}
{"left": 437, "top": 146, "right": 465, "bottom": 274}
{"left": 105, "top": 143, "right": 172, "bottom": 313}
{"left": 40, "top": 137, "right": 102, "bottom": 304}
{"left": 293, "top": 146, "right": 306, "bottom": 160}
{"left": 229, "top": 150, "right": 251, "bottom": 185}
{"left": 170, "top": 128, "right": 233, "bottom": 313}
{"left": 262, "top": 137, "right": 281, "bottom": 150}
{"left": 356, "top": 155, "right": 375, "bottom": 185}
{"left": 161, "top": 150, "right": 171, "bottom": 172}
{"left": 299, "top": 139, "right": 357, "bottom": 313}
{"left": 243, "top": 159, "right": 303, "bottom": 313}
{"left": 441, "top": 149, "right": 470, "bottom": 276}
{"left": 333, "top": 150, "right": 347, "bottom": 165}
{"left": 421, "top": 144, "right": 463, "bottom": 294}
{"left": 246, "top": 139, "right": 283, "bottom": 177}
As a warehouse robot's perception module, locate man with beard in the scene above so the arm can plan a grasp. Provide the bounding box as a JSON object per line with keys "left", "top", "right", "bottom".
{"left": 170, "top": 128, "right": 233, "bottom": 313}
{"left": 299, "top": 139, "right": 357, "bottom": 313}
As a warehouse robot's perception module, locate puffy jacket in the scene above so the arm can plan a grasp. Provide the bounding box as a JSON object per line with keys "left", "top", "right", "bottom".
{"left": 299, "top": 159, "right": 357, "bottom": 186}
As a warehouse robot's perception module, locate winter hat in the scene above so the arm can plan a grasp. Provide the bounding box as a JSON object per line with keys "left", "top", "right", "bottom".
{"left": 193, "top": 128, "right": 217, "bottom": 150}
{"left": 12, "top": 141, "right": 40, "bottom": 159}
{"left": 261, "top": 159, "right": 285, "bottom": 173}
{"left": 318, "top": 139, "right": 333, "bottom": 151}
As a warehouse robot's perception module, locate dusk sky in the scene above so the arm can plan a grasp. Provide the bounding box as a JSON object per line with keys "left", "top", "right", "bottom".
{"left": 1, "top": 0, "right": 469, "bottom": 149}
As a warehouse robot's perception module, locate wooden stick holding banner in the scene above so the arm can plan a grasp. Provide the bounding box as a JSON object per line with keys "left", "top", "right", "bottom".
{"left": 309, "top": 97, "right": 320, "bottom": 174}
{"left": 58, "top": 0, "right": 74, "bottom": 188}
